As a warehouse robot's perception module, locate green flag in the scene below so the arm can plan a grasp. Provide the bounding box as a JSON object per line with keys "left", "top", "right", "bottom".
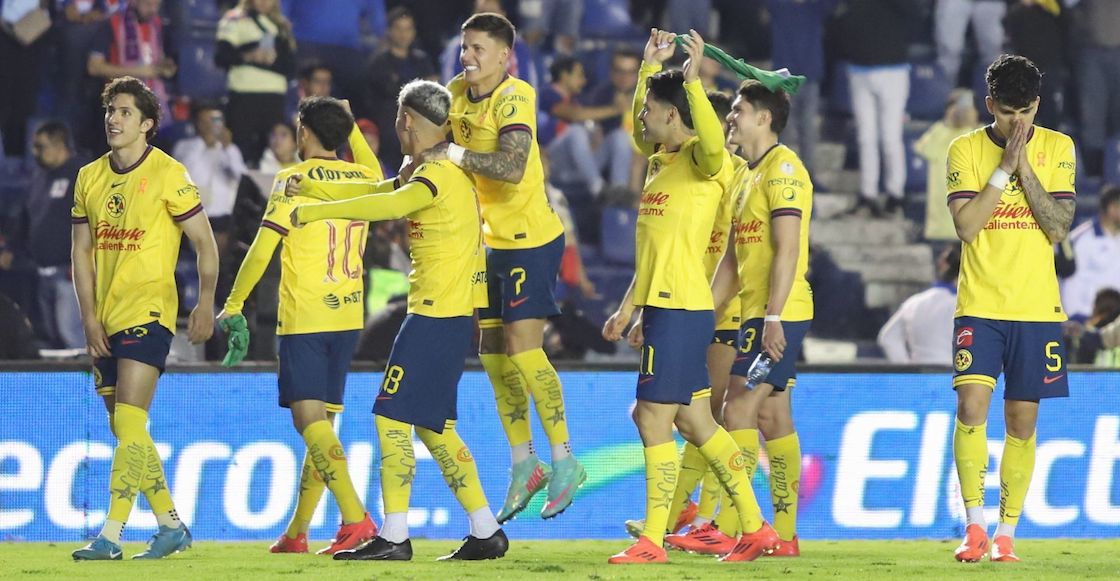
{"left": 672, "top": 35, "right": 805, "bottom": 95}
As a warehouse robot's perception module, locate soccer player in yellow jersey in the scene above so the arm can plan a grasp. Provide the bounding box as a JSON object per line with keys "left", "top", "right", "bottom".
{"left": 413, "top": 12, "right": 584, "bottom": 522}
{"left": 219, "top": 96, "right": 377, "bottom": 555}
{"left": 293, "top": 79, "right": 508, "bottom": 562}
{"left": 711, "top": 80, "right": 814, "bottom": 557}
{"left": 601, "top": 29, "right": 778, "bottom": 564}
{"left": 623, "top": 90, "right": 744, "bottom": 542}
{"left": 945, "top": 55, "right": 1075, "bottom": 564}
{"left": 71, "top": 77, "right": 219, "bottom": 561}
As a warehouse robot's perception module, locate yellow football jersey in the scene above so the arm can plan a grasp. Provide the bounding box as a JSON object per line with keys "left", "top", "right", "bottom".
{"left": 731, "top": 144, "right": 814, "bottom": 322}
{"left": 448, "top": 73, "right": 564, "bottom": 249}
{"left": 707, "top": 155, "right": 745, "bottom": 331}
{"left": 71, "top": 146, "right": 203, "bottom": 336}
{"left": 238, "top": 158, "right": 378, "bottom": 335}
{"left": 634, "top": 138, "right": 735, "bottom": 310}
{"left": 946, "top": 125, "right": 1075, "bottom": 322}
{"left": 398, "top": 161, "right": 488, "bottom": 317}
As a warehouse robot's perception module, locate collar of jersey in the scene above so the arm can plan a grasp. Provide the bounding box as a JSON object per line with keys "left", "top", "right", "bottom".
{"left": 467, "top": 74, "right": 510, "bottom": 103}
{"left": 747, "top": 143, "right": 781, "bottom": 170}
{"left": 984, "top": 124, "right": 1035, "bottom": 149}
{"left": 110, "top": 145, "right": 153, "bottom": 175}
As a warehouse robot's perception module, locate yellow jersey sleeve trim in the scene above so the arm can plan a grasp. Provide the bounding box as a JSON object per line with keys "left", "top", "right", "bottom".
{"left": 683, "top": 79, "right": 724, "bottom": 177}
{"left": 223, "top": 227, "right": 283, "bottom": 315}
{"left": 631, "top": 62, "right": 662, "bottom": 159}
{"left": 298, "top": 180, "right": 432, "bottom": 224}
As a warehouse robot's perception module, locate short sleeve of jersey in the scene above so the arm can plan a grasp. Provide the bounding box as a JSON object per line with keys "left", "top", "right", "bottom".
{"left": 1047, "top": 134, "right": 1076, "bottom": 199}
{"left": 946, "top": 136, "right": 980, "bottom": 202}
{"left": 763, "top": 155, "right": 812, "bottom": 219}
{"left": 71, "top": 168, "right": 88, "bottom": 223}
{"left": 494, "top": 83, "right": 536, "bottom": 137}
{"left": 163, "top": 164, "right": 204, "bottom": 222}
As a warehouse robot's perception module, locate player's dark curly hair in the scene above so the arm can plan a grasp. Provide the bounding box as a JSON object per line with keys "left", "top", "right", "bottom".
{"left": 462, "top": 12, "right": 516, "bottom": 48}
{"left": 646, "top": 70, "right": 693, "bottom": 130}
{"left": 707, "top": 90, "right": 733, "bottom": 125}
{"left": 738, "top": 80, "right": 791, "bottom": 134}
{"left": 297, "top": 96, "right": 354, "bottom": 151}
{"left": 986, "top": 54, "right": 1042, "bottom": 109}
{"left": 101, "top": 76, "right": 161, "bottom": 141}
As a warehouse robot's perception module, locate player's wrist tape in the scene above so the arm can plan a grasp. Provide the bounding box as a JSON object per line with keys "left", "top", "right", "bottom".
{"left": 448, "top": 144, "right": 466, "bottom": 166}
{"left": 764, "top": 315, "right": 781, "bottom": 322}
{"left": 989, "top": 168, "right": 1011, "bottom": 191}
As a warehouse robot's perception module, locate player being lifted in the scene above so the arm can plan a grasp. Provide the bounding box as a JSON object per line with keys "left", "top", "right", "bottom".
{"left": 601, "top": 29, "right": 779, "bottom": 564}
{"left": 623, "top": 90, "right": 745, "bottom": 541}
{"left": 219, "top": 96, "right": 378, "bottom": 556}
{"left": 946, "top": 55, "right": 1075, "bottom": 563}
{"left": 292, "top": 79, "right": 508, "bottom": 562}
{"left": 709, "top": 80, "right": 814, "bottom": 557}
{"left": 71, "top": 77, "right": 218, "bottom": 560}
{"left": 411, "top": 12, "right": 585, "bottom": 522}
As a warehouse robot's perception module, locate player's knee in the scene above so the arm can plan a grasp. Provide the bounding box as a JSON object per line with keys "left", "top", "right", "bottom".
{"left": 1004, "top": 410, "right": 1038, "bottom": 440}
{"left": 956, "top": 396, "right": 989, "bottom": 425}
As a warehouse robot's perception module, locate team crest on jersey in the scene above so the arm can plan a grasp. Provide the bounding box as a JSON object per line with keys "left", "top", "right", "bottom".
{"left": 459, "top": 118, "right": 473, "bottom": 142}
{"left": 648, "top": 158, "right": 662, "bottom": 179}
{"left": 106, "top": 193, "right": 125, "bottom": 218}
{"left": 954, "top": 349, "right": 973, "bottom": 372}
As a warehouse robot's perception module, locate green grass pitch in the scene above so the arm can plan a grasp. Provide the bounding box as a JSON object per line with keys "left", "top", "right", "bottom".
{"left": 3, "top": 539, "right": 1119, "bottom": 580}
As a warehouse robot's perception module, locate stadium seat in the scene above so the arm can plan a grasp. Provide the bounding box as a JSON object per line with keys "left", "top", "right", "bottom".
{"left": 907, "top": 59, "right": 950, "bottom": 121}
{"left": 177, "top": 28, "right": 228, "bottom": 101}
{"left": 1104, "top": 135, "right": 1120, "bottom": 186}
{"left": 599, "top": 206, "right": 635, "bottom": 265}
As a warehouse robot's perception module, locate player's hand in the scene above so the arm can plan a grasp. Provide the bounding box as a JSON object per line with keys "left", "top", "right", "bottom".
{"left": 217, "top": 310, "right": 250, "bottom": 367}
{"left": 339, "top": 99, "right": 352, "bottom": 114}
{"left": 643, "top": 28, "right": 677, "bottom": 65}
{"left": 398, "top": 156, "right": 417, "bottom": 182}
{"left": 626, "top": 316, "right": 644, "bottom": 350}
{"left": 761, "top": 319, "right": 786, "bottom": 362}
{"left": 680, "top": 29, "right": 705, "bottom": 83}
{"left": 187, "top": 304, "right": 215, "bottom": 344}
{"left": 1000, "top": 118, "right": 1027, "bottom": 174}
{"left": 83, "top": 317, "right": 111, "bottom": 359}
{"left": 602, "top": 309, "right": 631, "bottom": 341}
{"left": 417, "top": 142, "right": 449, "bottom": 164}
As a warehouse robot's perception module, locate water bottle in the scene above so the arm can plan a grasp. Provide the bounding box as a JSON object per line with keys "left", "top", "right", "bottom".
{"left": 745, "top": 353, "right": 774, "bottom": 389}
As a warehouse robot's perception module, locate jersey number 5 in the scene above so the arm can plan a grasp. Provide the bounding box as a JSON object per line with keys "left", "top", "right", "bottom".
{"left": 1044, "top": 341, "right": 1062, "bottom": 372}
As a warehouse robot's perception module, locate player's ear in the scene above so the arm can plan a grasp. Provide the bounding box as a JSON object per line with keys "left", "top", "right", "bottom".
{"left": 140, "top": 116, "right": 155, "bottom": 138}
{"left": 984, "top": 95, "right": 995, "bottom": 117}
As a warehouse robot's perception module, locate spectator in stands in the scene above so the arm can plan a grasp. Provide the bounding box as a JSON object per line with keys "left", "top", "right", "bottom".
{"left": 173, "top": 103, "right": 246, "bottom": 261}
{"left": 216, "top": 0, "right": 295, "bottom": 168}
{"left": 519, "top": 0, "right": 582, "bottom": 55}
{"left": 352, "top": 118, "right": 389, "bottom": 176}
{"left": 838, "top": 0, "right": 920, "bottom": 218}
{"left": 1060, "top": 185, "right": 1120, "bottom": 320}
{"left": 1004, "top": 0, "right": 1066, "bottom": 130}
{"left": 298, "top": 62, "right": 333, "bottom": 99}
{"left": 439, "top": 0, "right": 538, "bottom": 88}
{"left": 1072, "top": 0, "right": 1120, "bottom": 178}
{"left": 87, "top": 0, "right": 176, "bottom": 133}
{"left": 767, "top": 0, "right": 838, "bottom": 176}
{"left": 1069, "top": 288, "right": 1120, "bottom": 366}
{"left": 1095, "top": 291, "right": 1120, "bottom": 365}
{"left": 0, "top": 0, "right": 51, "bottom": 156}
{"left": 540, "top": 56, "right": 629, "bottom": 199}
{"left": 366, "top": 6, "right": 437, "bottom": 173}
{"left": 915, "top": 89, "right": 978, "bottom": 242}
{"left": 877, "top": 244, "right": 961, "bottom": 364}
{"left": 256, "top": 121, "right": 297, "bottom": 178}
{"left": 584, "top": 48, "right": 641, "bottom": 190}
{"left": 22, "top": 122, "right": 86, "bottom": 349}
{"left": 284, "top": 0, "right": 385, "bottom": 104}
{"left": 56, "top": 0, "right": 117, "bottom": 154}
{"left": 934, "top": 0, "right": 1006, "bottom": 87}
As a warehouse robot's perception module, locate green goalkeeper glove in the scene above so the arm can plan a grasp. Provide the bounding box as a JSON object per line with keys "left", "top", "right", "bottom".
{"left": 219, "top": 314, "right": 250, "bottom": 367}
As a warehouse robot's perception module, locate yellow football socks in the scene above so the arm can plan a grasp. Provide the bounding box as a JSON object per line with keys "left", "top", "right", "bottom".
{"left": 285, "top": 451, "right": 327, "bottom": 538}
{"left": 302, "top": 420, "right": 365, "bottom": 524}
{"left": 417, "top": 420, "right": 490, "bottom": 513}
{"left": 765, "top": 432, "right": 801, "bottom": 541}
{"left": 999, "top": 431, "right": 1037, "bottom": 527}
{"left": 954, "top": 419, "right": 989, "bottom": 513}
{"left": 666, "top": 443, "right": 706, "bottom": 528}
{"left": 700, "top": 428, "right": 764, "bottom": 535}
{"left": 509, "top": 349, "right": 572, "bottom": 458}
{"left": 480, "top": 352, "right": 534, "bottom": 448}
{"left": 639, "top": 442, "right": 679, "bottom": 546}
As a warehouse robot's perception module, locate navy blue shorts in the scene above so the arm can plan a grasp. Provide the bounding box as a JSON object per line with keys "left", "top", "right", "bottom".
{"left": 374, "top": 314, "right": 474, "bottom": 433}
{"left": 636, "top": 307, "right": 715, "bottom": 404}
{"left": 730, "top": 318, "right": 811, "bottom": 392}
{"left": 93, "top": 321, "right": 173, "bottom": 396}
{"left": 277, "top": 330, "right": 360, "bottom": 413}
{"left": 479, "top": 233, "right": 564, "bottom": 322}
{"left": 952, "top": 317, "right": 1069, "bottom": 400}
{"left": 712, "top": 329, "right": 738, "bottom": 347}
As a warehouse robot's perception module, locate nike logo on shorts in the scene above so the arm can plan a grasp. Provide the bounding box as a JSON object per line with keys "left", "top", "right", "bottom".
{"left": 1043, "top": 374, "right": 1064, "bottom": 384}
{"left": 509, "top": 296, "right": 530, "bottom": 308}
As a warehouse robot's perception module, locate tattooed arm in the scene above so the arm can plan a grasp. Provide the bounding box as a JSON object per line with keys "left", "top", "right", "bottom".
{"left": 419, "top": 129, "right": 531, "bottom": 183}
{"left": 1018, "top": 163, "right": 1075, "bottom": 243}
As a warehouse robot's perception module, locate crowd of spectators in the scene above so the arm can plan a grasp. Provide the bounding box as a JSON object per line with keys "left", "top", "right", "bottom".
{"left": 0, "top": 0, "right": 1117, "bottom": 365}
